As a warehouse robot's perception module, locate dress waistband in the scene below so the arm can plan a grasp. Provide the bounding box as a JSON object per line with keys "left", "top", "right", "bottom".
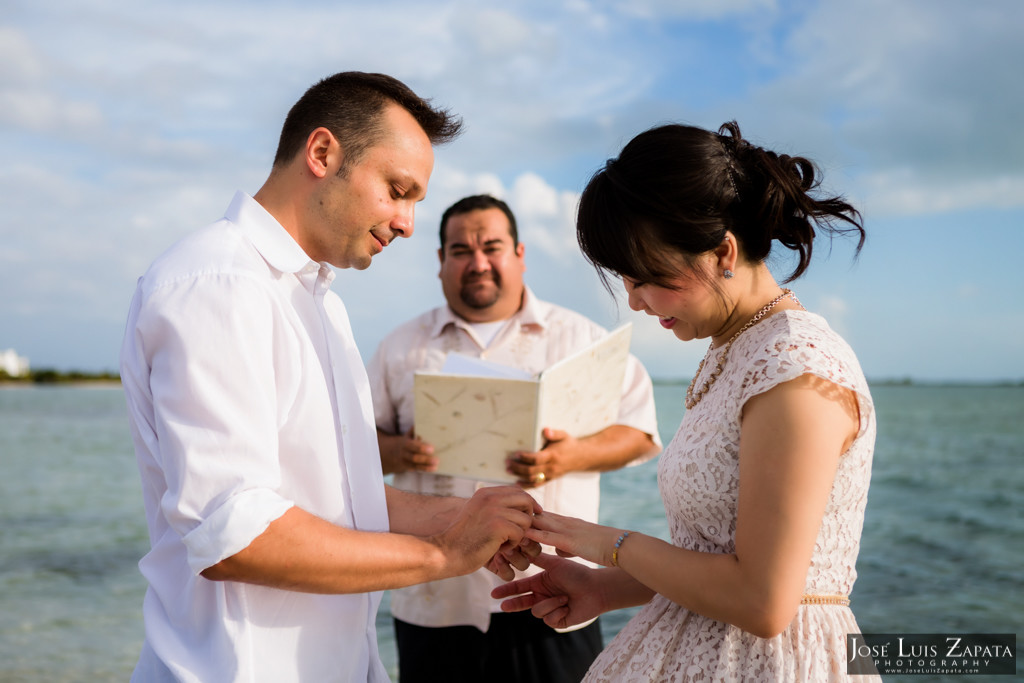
{"left": 800, "top": 594, "right": 850, "bottom": 606}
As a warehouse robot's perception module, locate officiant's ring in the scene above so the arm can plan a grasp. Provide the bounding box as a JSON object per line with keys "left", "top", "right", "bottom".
{"left": 535, "top": 472, "right": 546, "bottom": 484}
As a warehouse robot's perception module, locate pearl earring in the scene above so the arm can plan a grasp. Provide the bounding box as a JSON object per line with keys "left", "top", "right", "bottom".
{"left": 723, "top": 269, "right": 734, "bottom": 279}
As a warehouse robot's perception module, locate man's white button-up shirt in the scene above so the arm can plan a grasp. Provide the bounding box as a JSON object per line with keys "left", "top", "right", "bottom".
{"left": 120, "top": 192, "right": 390, "bottom": 682}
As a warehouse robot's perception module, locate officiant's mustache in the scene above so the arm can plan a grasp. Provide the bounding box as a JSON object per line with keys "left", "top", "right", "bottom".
{"left": 463, "top": 271, "right": 500, "bottom": 287}
{"left": 460, "top": 271, "right": 502, "bottom": 309}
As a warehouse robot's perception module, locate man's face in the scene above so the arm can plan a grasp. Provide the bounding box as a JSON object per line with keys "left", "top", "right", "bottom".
{"left": 307, "top": 103, "right": 434, "bottom": 269}
{"left": 438, "top": 208, "right": 526, "bottom": 322}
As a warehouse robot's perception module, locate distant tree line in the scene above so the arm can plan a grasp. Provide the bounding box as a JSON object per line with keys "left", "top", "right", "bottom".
{"left": 0, "top": 368, "right": 121, "bottom": 383}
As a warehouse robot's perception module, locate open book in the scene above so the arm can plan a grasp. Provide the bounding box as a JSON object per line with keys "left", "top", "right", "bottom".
{"left": 413, "top": 324, "right": 632, "bottom": 483}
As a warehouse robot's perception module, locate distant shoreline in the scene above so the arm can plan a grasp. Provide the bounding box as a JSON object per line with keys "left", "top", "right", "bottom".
{"left": 0, "top": 370, "right": 121, "bottom": 386}
{"left": 0, "top": 380, "right": 122, "bottom": 388}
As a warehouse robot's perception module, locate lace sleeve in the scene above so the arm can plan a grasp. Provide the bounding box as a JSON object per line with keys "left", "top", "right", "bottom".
{"left": 734, "top": 312, "right": 874, "bottom": 437}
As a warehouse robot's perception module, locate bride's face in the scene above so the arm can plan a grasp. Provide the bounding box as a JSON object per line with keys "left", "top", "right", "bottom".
{"left": 621, "top": 253, "right": 723, "bottom": 343}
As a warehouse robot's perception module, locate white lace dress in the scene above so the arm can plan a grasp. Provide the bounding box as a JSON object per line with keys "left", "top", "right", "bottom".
{"left": 585, "top": 311, "right": 880, "bottom": 682}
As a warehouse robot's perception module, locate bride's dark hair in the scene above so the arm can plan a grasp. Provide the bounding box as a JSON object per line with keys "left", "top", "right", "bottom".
{"left": 576, "top": 121, "right": 864, "bottom": 290}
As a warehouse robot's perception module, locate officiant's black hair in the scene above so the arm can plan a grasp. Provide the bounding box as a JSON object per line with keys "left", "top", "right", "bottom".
{"left": 439, "top": 195, "right": 519, "bottom": 250}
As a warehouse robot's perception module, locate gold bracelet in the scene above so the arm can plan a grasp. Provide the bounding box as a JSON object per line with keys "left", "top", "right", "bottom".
{"left": 611, "top": 531, "right": 631, "bottom": 567}
{"left": 800, "top": 594, "right": 850, "bottom": 606}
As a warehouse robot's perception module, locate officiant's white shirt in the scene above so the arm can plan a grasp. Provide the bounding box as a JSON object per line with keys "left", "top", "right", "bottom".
{"left": 366, "top": 287, "right": 661, "bottom": 632}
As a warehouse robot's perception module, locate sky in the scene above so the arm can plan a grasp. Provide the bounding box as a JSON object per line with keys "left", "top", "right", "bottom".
{"left": 2, "top": 0, "right": 1022, "bottom": 382}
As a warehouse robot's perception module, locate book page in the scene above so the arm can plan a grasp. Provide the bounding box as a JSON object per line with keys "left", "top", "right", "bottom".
{"left": 536, "top": 324, "right": 632, "bottom": 442}
{"left": 413, "top": 323, "right": 633, "bottom": 484}
{"left": 413, "top": 373, "right": 540, "bottom": 483}
{"left": 440, "top": 352, "right": 533, "bottom": 380}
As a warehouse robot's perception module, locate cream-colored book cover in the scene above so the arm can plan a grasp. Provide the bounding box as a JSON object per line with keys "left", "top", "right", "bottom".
{"left": 413, "top": 324, "right": 632, "bottom": 483}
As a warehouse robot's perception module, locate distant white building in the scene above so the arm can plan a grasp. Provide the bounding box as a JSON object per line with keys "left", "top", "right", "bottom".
{"left": 1, "top": 349, "right": 30, "bottom": 377}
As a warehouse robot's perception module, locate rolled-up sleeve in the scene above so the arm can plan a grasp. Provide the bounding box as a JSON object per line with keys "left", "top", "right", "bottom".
{"left": 181, "top": 488, "right": 293, "bottom": 574}
{"left": 139, "top": 273, "right": 295, "bottom": 574}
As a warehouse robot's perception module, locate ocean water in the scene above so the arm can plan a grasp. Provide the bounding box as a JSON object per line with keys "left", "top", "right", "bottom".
{"left": 0, "top": 383, "right": 1020, "bottom": 681}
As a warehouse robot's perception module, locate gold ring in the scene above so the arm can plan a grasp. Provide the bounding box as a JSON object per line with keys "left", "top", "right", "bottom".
{"left": 535, "top": 472, "right": 546, "bottom": 483}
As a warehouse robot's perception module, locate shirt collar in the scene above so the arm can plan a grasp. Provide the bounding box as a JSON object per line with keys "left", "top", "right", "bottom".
{"left": 431, "top": 286, "right": 546, "bottom": 339}
{"left": 225, "top": 191, "right": 321, "bottom": 277}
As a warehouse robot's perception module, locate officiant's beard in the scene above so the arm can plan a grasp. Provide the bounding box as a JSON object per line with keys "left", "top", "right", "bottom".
{"left": 460, "top": 272, "right": 502, "bottom": 309}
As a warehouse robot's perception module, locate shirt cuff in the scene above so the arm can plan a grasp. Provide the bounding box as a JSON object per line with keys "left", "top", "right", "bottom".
{"left": 182, "top": 488, "right": 295, "bottom": 575}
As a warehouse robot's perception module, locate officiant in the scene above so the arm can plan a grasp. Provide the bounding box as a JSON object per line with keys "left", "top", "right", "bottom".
{"left": 365, "top": 194, "right": 660, "bottom": 683}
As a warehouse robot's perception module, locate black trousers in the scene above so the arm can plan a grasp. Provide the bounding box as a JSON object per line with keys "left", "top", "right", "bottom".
{"left": 394, "top": 612, "right": 603, "bottom": 683}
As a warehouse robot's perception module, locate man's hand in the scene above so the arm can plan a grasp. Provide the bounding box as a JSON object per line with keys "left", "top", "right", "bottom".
{"left": 506, "top": 427, "right": 579, "bottom": 489}
{"left": 378, "top": 428, "right": 438, "bottom": 475}
{"left": 431, "top": 486, "right": 541, "bottom": 579}
{"left": 486, "top": 536, "right": 543, "bottom": 581}
{"left": 491, "top": 553, "right": 607, "bottom": 630}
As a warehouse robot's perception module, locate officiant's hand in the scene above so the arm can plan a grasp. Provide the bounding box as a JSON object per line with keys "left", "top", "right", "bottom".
{"left": 507, "top": 428, "right": 578, "bottom": 489}
{"left": 508, "top": 425, "right": 656, "bottom": 489}
{"left": 377, "top": 428, "right": 439, "bottom": 475}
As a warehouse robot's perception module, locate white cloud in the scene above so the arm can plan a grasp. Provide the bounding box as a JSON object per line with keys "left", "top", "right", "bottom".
{"left": 418, "top": 170, "right": 580, "bottom": 259}
{"left": 858, "top": 170, "right": 1024, "bottom": 216}
{"left": 610, "top": 0, "right": 777, "bottom": 21}
{"left": 753, "top": 0, "right": 1024, "bottom": 215}
{"left": 429, "top": 167, "right": 507, "bottom": 207}
{"left": 0, "top": 26, "right": 105, "bottom": 132}
{"left": 0, "top": 26, "right": 47, "bottom": 81}
{"left": 450, "top": 8, "right": 539, "bottom": 57}
{"left": 2, "top": 0, "right": 1020, "bottom": 381}
{"left": 0, "top": 89, "right": 104, "bottom": 131}
{"left": 509, "top": 173, "right": 580, "bottom": 258}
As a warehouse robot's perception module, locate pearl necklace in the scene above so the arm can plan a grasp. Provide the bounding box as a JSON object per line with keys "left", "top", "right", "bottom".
{"left": 685, "top": 289, "right": 798, "bottom": 410}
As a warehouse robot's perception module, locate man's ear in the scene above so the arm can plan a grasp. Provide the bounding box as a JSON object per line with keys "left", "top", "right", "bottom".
{"left": 304, "top": 127, "right": 340, "bottom": 179}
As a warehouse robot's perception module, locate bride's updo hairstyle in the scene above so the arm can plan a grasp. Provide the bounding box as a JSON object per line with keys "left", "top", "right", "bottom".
{"left": 576, "top": 121, "right": 865, "bottom": 291}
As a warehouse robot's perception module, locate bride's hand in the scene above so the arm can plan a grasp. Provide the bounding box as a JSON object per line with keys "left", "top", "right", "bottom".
{"left": 527, "top": 510, "right": 625, "bottom": 567}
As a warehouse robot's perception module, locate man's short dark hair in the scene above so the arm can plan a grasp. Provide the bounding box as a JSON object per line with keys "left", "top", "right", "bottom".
{"left": 439, "top": 195, "right": 519, "bottom": 250}
{"left": 272, "top": 72, "right": 463, "bottom": 173}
